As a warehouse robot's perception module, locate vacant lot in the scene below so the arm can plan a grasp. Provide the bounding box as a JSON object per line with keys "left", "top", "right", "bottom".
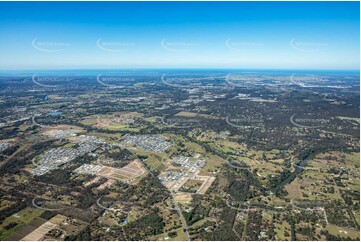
{"left": 75, "top": 159, "right": 147, "bottom": 184}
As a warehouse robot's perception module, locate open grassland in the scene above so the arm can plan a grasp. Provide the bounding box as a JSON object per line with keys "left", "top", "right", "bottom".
{"left": 81, "top": 112, "right": 144, "bottom": 131}
{"left": 0, "top": 207, "right": 44, "bottom": 240}
{"left": 152, "top": 227, "right": 187, "bottom": 241}
{"left": 285, "top": 151, "right": 359, "bottom": 201}
{"left": 326, "top": 224, "right": 360, "bottom": 240}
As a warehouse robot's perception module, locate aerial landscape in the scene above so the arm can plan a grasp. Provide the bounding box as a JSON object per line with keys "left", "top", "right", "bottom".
{"left": 0, "top": 1, "right": 359, "bottom": 241}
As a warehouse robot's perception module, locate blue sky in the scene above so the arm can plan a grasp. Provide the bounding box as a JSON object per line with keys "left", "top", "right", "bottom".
{"left": 0, "top": 1, "right": 359, "bottom": 70}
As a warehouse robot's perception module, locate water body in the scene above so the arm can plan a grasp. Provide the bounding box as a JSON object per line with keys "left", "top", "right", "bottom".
{"left": 47, "top": 111, "right": 62, "bottom": 116}
{"left": 123, "top": 216, "right": 129, "bottom": 225}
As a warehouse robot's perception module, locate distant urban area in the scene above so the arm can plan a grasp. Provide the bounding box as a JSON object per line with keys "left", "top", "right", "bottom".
{"left": 0, "top": 70, "right": 359, "bottom": 241}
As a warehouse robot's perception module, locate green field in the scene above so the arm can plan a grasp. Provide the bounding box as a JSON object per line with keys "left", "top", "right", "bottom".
{"left": 0, "top": 207, "right": 44, "bottom": 240}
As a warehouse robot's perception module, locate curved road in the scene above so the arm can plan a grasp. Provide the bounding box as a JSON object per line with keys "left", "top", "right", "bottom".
{"left": 127, "top": 148, "right": 190, "bottom": 240}
{"left": 32, "top": 197, "right": 63, "bottom": 211}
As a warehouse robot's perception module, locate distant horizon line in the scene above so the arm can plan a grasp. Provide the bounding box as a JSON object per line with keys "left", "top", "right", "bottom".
{"left": 0, "top": 68, "right": 359, "bottom": 72}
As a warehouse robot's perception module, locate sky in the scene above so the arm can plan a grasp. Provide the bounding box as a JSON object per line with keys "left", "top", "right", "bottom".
{"left": 0, "top": 1, "right": 359, "bottom": 70}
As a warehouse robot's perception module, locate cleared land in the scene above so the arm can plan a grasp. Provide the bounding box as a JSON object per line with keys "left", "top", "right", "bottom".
{"left": 75, "top": 159, "right": 147, "bottom": 184}
{"left": 196, "top": 176, "right": 216, "bottom": 195}
{"left": 20, "top": 214, "right": 66, "bottom": 241}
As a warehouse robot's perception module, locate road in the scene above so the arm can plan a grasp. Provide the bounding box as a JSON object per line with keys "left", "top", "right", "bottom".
{"left": 169, "top": 192, "right": 190, "bottom": 241}
{"left": 128, "top": 148, "right": 190, "bottom": 240}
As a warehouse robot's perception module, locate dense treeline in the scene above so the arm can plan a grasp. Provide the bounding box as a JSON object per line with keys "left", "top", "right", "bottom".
{"left": 0, "top": 140, "right": 53, "bottom": 175}
{"left": 203, "top": 207, "right": 238, "bottom": 241}
{"left": 126, "top": 208, "right": 165, "bottom": 240}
